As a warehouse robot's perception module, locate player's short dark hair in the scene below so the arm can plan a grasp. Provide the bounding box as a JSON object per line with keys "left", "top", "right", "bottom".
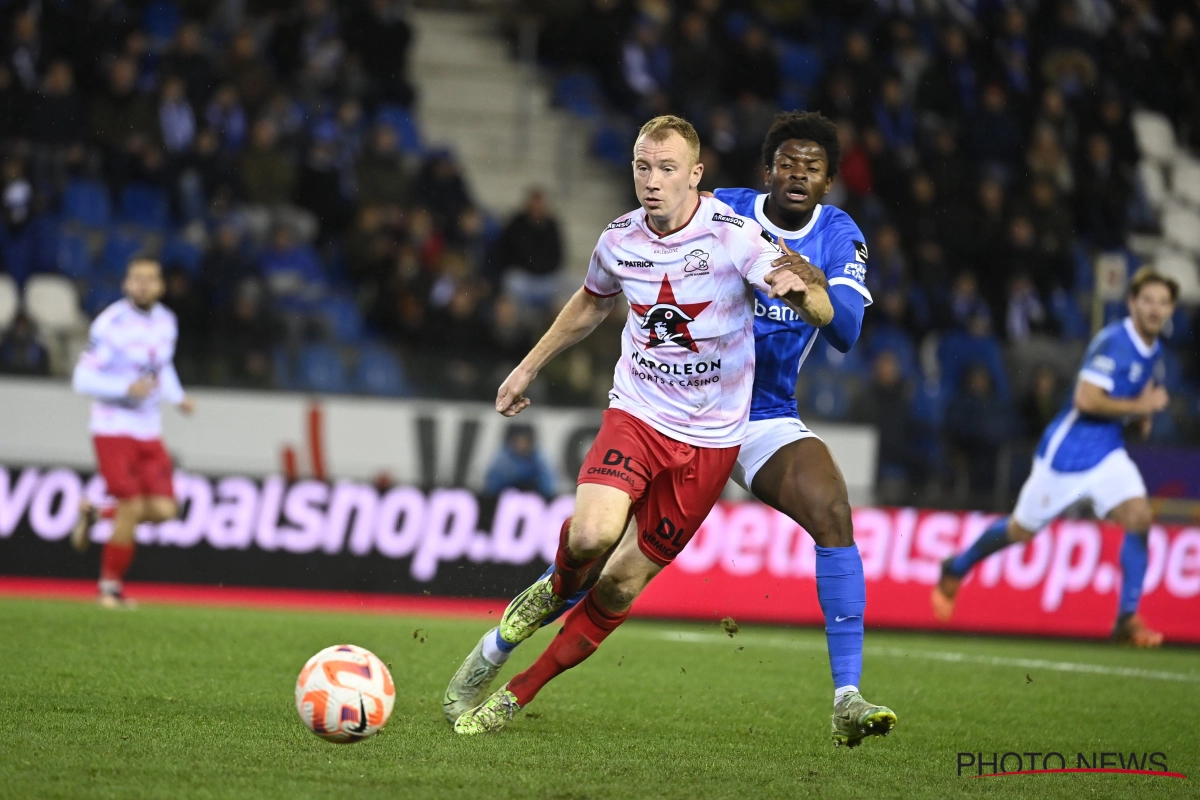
{"left": 1128, "top": 266, "right": 1179, "bottom": 302}
{"left": 761, "top": 111, "right": 841, "bottom": 178}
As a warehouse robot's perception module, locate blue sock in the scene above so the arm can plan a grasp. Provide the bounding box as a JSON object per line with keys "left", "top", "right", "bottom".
{"left": 815, "top": 544, "right": 865, "bottom": 693}
{"left": 948, "top": 517, "right": 1012, "bottom": 578}
{"left": 1118, "top": 533, "right": 1149, "bottom": 618}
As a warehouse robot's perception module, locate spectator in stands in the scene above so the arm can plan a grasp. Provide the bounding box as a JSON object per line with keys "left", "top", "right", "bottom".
{"left": 484, "top": 423, "right": 558, "bottom": 498}
{"left": 415, "top": 150, "right": 472, "bottom": 232}
{"left": 158, "top": 75, "right": 196, "bottom": 155}
{"left": 90, "top": 57, "right": 158, "bottom": 153}
{"left": 1004, "top": 272, "right": 1051, "bottom": 343}
{"left": 969, "top": 83, "right": 1023, "bottom": 173}
{"left": 493, "top": 188, "right": 563, "bottom": 309}
{"left": 212, "top": 280, "right": 279, "bottom": 389}
{"left": 346, "top": 0, "right": 415, "bottom": 107}
{"left": 853, "top": 350, "right": 914, "bottom": 501}
{"left": 259, "top": 225, "right": 326, "bottom": 319}
{"left": 200, "top": 220, "right": 257, "bottom": 309}
{"left": 240, "top": 119, "right": 295, "bottom": 206}
{"left": 30, "top": 60, "right": 83, "bottom": 148}
{"left": 0, "top": 311, "right": 49, "bottom": 376}
{"left": 671, "top": 12, "right": 723, "bottom": 118}
{"left": 1075, "top": 132, "right": 1131, "bottom": 249}
{"left": 204, "top": 83, "right": 247, "bottom": 153}
{"left": 164, "top": 23, "right": 215, "bottom": 111}
{"left": 162, "top": 268, "right": 206, "bottom": 383}
{"left": 725, "top": 25, "right": 779, "bottom": 104}
{"left": 356, "top": 124, "right": 411, "bottom": 208}
{"left": 945, "top": 364, "right": 1011, "bottom": 498}
{"left": 1020, "top": 365, "right": 1061, "bottom": 439}
{"left": 294, "top": 138, "right": 349, "bottom": 237}
{"left": 620, "top": 16, "right": 670, "bottom": 115}
{"left": 873, "top": 74, "right": 916, "bottom": 161}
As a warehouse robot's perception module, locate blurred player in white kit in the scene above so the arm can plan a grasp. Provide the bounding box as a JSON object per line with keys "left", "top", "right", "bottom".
{"left": 70, "top": 258, "right": 194, "bottom": 609}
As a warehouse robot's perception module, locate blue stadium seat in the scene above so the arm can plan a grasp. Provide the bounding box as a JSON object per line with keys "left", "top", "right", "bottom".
{"left": 83, "top": 278, "right": 124, "bottom": 316}
{"left": 355, "top": 345, "right": 411, "bottom": 396}
{"left": 553, "top": 73, "right": 602, "bottom": 118}
{"left": 592, "top": 123, "right": 632, "bottom": 166}
{"left": 375, "top": 105, "right": 422, "bottom": 153}
{"left": 297, "top": 344, "right": 349, "bottom": 394}
{"left": 321, "top": 295, "right": 366, "bottom": 343}
{"left": 806, "top": 336, "right": 868, "bottom": 375}
{"left": 57, "top": 232, "right": 92, "bottom": 280}
{"left": 161, "top": 236, "right": 202, "bottom": 276}
{"left": 937, "top": 330, "right": 1010, "bottom": 400}
{"left": 867, "top": 327, "right": 919, "bottom": 378}
{"left": 778, "top": 41, "right": 823, "bottom": 92}
{"left": 142, "top": 0, "right": 181, "bottom": 44}
{"left": 119, "top": 184, "right": 170, "bottom": 230}
{"left": 62, "top": 180, "right": 111, "bottom": 228}
{"left": 99, "top": 228, "right": 146, "bottom": 276}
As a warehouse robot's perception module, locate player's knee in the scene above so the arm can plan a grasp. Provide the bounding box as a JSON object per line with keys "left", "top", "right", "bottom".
{"left": 119, "top": 497, "right": 145, "bottom": 518}
{"left": 145, "top": 498, "right": 177, "bottom": 522}
{"left": 810, "top": 497, "right": 854, "bottom": 548}
{"left": 1117, "top": 502, "right": 1153, "bottom": 534}
{"left": 568, "top": 516, "right": 623, "bottom": 560}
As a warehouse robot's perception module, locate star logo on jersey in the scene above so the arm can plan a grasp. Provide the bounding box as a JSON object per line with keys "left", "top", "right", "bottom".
{"left": 631, "top": 276, "right": 711, "bottom": 352}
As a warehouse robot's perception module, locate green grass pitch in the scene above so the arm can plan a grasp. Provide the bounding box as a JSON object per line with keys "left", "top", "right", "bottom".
{"left": 0, "top": 598, "right": 1196, "bottom": 799}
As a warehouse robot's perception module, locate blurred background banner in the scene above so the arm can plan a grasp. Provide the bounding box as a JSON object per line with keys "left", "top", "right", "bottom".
{"left": 3, "top": 465, "right": 1196, "bottom": 643}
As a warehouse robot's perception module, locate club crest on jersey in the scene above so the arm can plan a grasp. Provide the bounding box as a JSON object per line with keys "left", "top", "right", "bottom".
{"left": 1129, "top": 362, "right": 1143, "bottom": 382}
{"left": 683, "top": 249, "right": 710, "bottom": 274}
{"left": 853, "top": 240, "right": 868, "bottom": 263}
{"left": 711, "top": 212, "right": 744, "bottom": 227}
{"left": 631, "top": 276, "right": 711, "bottom": 352}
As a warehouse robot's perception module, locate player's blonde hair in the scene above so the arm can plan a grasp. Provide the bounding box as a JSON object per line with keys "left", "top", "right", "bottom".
{"left": 634, "top": 115, "right": 701, "bottom": 167}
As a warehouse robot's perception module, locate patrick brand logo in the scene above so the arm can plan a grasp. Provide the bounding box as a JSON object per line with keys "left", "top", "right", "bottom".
{"left": 956, "top": 751, "right": 1185, "bottom": 779}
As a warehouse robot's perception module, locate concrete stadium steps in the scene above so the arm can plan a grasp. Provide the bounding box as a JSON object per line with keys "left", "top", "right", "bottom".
{"left": 411, "top": 10, "right": 630, "bottom": 276}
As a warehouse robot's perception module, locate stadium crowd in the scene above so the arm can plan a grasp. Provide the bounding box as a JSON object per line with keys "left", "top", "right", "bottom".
{"left": 517, "top": 0, "right": 1200, "bottom": 505}
{"left": 0, "top": 0, "right": 1197, "bottom": 507}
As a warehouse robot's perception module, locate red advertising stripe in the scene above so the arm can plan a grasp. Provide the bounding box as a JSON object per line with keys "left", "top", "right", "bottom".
{"left": 0, "top": 577, "right": 509, "bottom": 618}
{"left": 635, "top": 504, "right": 1200, "bottom": 643}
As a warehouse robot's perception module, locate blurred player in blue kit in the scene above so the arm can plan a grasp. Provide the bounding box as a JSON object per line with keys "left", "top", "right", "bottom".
{"left": 445, "top": 112, "right": 896, "bottom": 747}
{"left": 933, "top": 267, "right": 1178, "bottom": 647}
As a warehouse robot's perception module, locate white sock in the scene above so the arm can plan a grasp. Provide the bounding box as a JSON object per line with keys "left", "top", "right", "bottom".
{"left": 480, "top": 627, "right": 511, "bottom": 666}
{"left": 834, "top": 685, "right": 858, "bottom": 703}
{"left": 99, "top": 579, "right": 122, "bottom": 596}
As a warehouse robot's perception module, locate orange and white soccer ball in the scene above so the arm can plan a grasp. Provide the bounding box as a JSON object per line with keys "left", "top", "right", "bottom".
{"left": 295, "top": 644, "right": 395, "bottom": 743}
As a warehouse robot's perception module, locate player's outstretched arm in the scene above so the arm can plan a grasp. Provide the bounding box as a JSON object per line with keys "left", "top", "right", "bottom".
{"left": 768, "top": 241, "right": 835, "bottom": 327}
{"left": 496, "top": 288, "right": 617, "bottom": 417}
{"left": 1074, "top": 380, "right": 1168, "bottom": 419}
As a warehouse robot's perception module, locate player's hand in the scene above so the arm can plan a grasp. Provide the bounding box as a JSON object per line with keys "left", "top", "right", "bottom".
{"left": 1135, "top": 382, "right": 1169, "bottom": 415}
{"left": 771, "top": 240, "right": 827, "bottom": 289}
{"left": 496, "top": 366, "right": 534, "bottom": 417}
{"left": 178, "top": 396, "right": 195, "bottom": 415}
{"left": 127, "top": 376, "right": 156, "bottom": 400}
{"left": 1137, "top": 415, "right": 1153, "bottom": 439}
{"left": 764, "top": 267, "right": 808, "bottom": 300}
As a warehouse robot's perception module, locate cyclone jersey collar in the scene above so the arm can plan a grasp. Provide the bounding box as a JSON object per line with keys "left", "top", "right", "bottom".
{"left": 754, "top": 193, "right": 822, "bottom": 241}
{"left": 1122, "top": 317, "right": 1159, "bottom": 358}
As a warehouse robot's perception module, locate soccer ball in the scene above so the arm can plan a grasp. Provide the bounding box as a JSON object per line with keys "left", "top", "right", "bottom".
{"left": 295, "top": 644, "right": 395, "bottom": 743}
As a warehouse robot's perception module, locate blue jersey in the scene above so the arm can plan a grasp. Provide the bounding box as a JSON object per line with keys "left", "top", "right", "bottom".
{"left": 714, "top": 189, "right": 872, "bottom": 420}
{"left": 1036, "top": 318, "right": 1164, "bottom": 472}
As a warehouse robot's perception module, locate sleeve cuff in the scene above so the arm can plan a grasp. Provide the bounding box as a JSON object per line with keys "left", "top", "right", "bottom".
{"left": 1079, "top": 369, "right": 1115, "bottom": 392}
{"left": 827, "top": 277, "right": 873, "bottom": 306}
{"left": 583, "top": 285, "right": 621, "bottom": 299}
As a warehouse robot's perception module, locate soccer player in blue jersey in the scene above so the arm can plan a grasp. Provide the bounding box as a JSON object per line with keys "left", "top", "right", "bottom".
{"left": 932, "top": 267, "right": 1178, "bottom": 647}
{"left": 444, "top": 111, "right": 895, "bottom": 746}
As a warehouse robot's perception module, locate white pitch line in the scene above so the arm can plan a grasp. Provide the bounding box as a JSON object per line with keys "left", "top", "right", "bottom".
{"left": 642, "top": 630, "right": 1200, "bottom": 684}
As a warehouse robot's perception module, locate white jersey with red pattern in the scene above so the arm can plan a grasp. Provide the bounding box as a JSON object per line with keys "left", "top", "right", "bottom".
{"left": 584, "top": 195, "right": 782, "bottom": 447}
{"left": 72, "top": 299, "right": 185, "bottom": 440}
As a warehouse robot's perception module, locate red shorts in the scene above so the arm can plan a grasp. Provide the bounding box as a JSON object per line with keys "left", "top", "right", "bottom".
{"left": 93, "top": 436, "right": 175, "bottom": 500}
{"left": 578, "top": 408, "right": 739, "bottom": 566}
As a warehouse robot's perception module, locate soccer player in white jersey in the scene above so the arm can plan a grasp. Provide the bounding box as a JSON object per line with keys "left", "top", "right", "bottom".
{"left": 449, "top": 115, "right": 821, "bottom": 735}
{"left": 70, "top": 258, "right": 194, "bottom": 609}
{"left": 933, "top": 268, "right": 1176, "bottom": 646}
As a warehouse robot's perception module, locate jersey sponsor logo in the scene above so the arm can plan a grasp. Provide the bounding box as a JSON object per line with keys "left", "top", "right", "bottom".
{"left": 1090, "top": 354, "right": 1117, "bottom": 376}
{"left": 853, "top": 240, "right": 868, "bottom": 262}
{"left": 683, "top": 249, "right": 710, "bottom": 274}
{"left": 711, "top": 212, "right": 744, "bottom": 227}
{"left": 631, "top": 276, "right": 711, "bottom": 352}
{"left": 606, "top": 218, "right": 633, "bottom": 231}
{"left": 653, "top": 246, "right": 678, "bottom": 254}
{"left": 843, "top": 262, "right": 866, "bottom": 283}
{"left": 754, "top": 297, "right": 801, "bottom": 322}
{"left": 617, "top": 259, "right": 654, "bottom": 269}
